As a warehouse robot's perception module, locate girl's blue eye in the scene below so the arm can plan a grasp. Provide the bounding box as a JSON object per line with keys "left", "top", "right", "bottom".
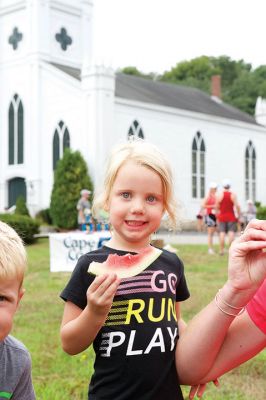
{"left": 147, "top": 195, "right": 156, "bottom": 202}
{"left": 121, "top": 192, "right": 130, "bottom": 199}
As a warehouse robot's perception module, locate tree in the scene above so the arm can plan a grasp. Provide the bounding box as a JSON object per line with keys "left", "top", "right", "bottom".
{"left": 159, "top": 56, "right": 253, "bottom": 101}
{"left": 211, "top": 56, "right": 251, "bottom": 88}
{"left": 224, "top": 71, "right": 258, "bottom": 115}
{"left": 121, "top": 56, "right": 266, "bottom": 116}
{"left": 120, "top": 66, "right": 146, "bottom": 77}
{"left": 50, "top": 149, "right": 93, "bottom": 229}
{"left": 15, "top": 195, "right": 30, "bottom": 217}
{"left": 159, "top": 56, "right": 219, "bottom": 92}
{"left": 120, "top": 66, "right": 158, "bottom": 80}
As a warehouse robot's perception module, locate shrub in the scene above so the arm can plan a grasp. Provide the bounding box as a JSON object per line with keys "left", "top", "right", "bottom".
{"left": 0, "top": 214, "right": 40, "bottom": 244}
{"left": 15, "top": 195, "right": 30, "bottom": 216}
{"left": 256, "top": 205, "right": 266, "bottom": 220}
{"left": 50, "top": 149, "right": 93, "bottom": 229}
{"left": 35, "top": 208, "right": 53, "bottom": 225}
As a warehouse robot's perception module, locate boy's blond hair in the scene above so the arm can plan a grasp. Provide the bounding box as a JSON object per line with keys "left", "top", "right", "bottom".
{"left": 0, "top": 221, "right": 27, "bottom": 282}
{"left": 93, "top": 140, "right": 178, "bottom": 228}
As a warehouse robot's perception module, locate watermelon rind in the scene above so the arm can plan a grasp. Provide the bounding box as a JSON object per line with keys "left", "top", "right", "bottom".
{"left": 88, "top": 247, "right": 162, "bottom": 278}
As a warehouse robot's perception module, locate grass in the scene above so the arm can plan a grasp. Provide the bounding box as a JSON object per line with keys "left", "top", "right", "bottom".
{"left": 12, "top": 238, "right": 265, "bottom": 399}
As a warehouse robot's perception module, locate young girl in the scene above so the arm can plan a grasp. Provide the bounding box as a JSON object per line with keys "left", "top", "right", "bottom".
{"left": 60, "top": 140, "right": 190, "bottom": 399}
{"left": 60, "top": 140, "right": 266, "bottom": 399}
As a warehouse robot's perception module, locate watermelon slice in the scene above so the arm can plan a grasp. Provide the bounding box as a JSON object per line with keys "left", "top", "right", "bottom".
{"left": 88, "top": 246, "right": 162, "bottom": 278}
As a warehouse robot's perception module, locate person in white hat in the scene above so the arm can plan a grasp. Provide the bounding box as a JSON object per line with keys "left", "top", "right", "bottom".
{"left": 216, "top": 180, "right": 241, "bottom": 255}
{"left": 201, "top": 182, "right": 218, "bottom": 254}
{"left": 77, "top": 189, "right": 92, "bottom": 230}
{"left": 245, "top": 199, "right": 257, "bottom": 225}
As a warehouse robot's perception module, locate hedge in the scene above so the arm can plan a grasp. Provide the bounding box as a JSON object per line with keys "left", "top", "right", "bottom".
{"left": 0, "top": 214, "right": 40, "bottom": 244}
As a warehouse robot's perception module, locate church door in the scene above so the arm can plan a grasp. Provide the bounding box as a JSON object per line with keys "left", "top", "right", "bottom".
{"left": 8, "top": 177, "right": 26, "bottom": 208}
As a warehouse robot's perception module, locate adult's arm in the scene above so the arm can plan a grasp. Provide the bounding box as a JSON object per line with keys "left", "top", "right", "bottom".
{"left": 176, "top": 219, "right": 266, "bottom": 385}
{"left": 195, "top": 310, "right": 266, "bottom": 383}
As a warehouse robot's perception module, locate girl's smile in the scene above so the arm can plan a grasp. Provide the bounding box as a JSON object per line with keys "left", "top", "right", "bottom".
{"left": 125, "top": 220, "right": 147, "bottom": 226}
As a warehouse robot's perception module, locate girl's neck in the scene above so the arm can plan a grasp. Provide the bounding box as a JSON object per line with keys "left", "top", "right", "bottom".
{"left": 106, "top": 235, "right": 151, "bottom": 253}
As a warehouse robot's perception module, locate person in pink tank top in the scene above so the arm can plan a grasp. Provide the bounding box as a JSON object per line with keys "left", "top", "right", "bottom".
{"left": 216, "top": 179, "right": 241, "bottom": 255}
{"left": 202, "top": 182, "right": 218, "bottom": 254}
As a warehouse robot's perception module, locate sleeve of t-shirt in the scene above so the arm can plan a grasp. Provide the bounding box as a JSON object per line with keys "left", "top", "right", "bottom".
{"left": 60, "top": 253, "right": 95, "bottom": 309}
{"left": 246, "top": 279, "right": 266, "bottom": 334}
{"left": 175, "top": 257, "right": 190, "bottom": 302}
{"left": 12, "top": 352, "right": 35, "bottom": 400}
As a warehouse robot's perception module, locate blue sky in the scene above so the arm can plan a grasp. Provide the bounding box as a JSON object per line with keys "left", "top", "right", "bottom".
{"left": 93, "top": 0, "right": 266, "bottom": 73}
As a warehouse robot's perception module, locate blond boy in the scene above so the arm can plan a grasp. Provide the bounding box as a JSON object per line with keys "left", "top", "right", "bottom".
{"left": 0, "top": 221, "right": 35, "bottom": 399}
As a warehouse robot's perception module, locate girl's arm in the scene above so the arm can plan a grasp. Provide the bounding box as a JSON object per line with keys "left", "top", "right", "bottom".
{"left": 176, "top": 302, "right": 187, "bottom": 335}
{"left": 60, "top": 273, "right": 120, "bottom": 355}
{"left": 176, "top": 219, "right": 266, "bottom": 385}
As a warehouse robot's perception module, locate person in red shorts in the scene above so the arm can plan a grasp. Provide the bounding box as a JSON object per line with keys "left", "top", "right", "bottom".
{"left": 216, "top": 179, "right": 241, "bottom": 255}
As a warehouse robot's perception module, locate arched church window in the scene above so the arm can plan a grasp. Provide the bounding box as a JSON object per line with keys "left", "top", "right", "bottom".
{"left": 53, "top": 130, "right": 60, "bottom": 170}
{"left": 53, "top": 121, "right": 71, "bottom": 170}
{"left": 128, "top": 120, "right": 144, "bottom": 140}
{"left": 63, "top": 128, "right": 70, "bottom": 151}
{"left": 192, "top": 131, "right": 205, "bottom": 199}
{"left": 245, "top": 140, "right": 256, "bottom": 201}
{"left": 8, "top": 94, "right": 24, "bottom": 165}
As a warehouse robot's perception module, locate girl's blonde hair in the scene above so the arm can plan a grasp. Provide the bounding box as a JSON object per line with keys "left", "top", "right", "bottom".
{"left": 93, "top": 140, "right": 178, "bottom": 228}
{"left": 0, "top": 221, "right": 27, "bottom": 283}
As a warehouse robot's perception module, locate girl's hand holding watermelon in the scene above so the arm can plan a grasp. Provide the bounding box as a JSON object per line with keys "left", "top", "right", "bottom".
{"left": 86, "top": 273, "right": 121, "bottom": 319}
{"left": 60, "top": 273, "right": 120, "bottom": 355}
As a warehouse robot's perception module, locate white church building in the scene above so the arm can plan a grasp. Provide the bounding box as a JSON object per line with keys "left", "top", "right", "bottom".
{"left": 1, "top": 0, "right": 266, "bottom": 220}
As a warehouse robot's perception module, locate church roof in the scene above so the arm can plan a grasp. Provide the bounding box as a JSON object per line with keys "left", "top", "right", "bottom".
{"left": 50, "top": 63, "right": 258, "bottom": 125}
{"left": 115, "top": 73, "right": 258, "bottom": 125}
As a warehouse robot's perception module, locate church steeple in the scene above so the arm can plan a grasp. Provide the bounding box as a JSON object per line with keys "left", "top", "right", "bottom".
{"left": 0, "top": 0, "right": 94, "bottom": 68}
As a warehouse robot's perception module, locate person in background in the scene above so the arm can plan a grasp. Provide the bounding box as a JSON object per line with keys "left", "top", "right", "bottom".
{"left": 0, "top": 221, "right": 35, "bottom": 399}
{"left": 196, "top": 209, "right": 204, "bottom": 232}
{"left": 245, "top": 199, "right": 257, "bottom": 225}
{"left": 216, "top": 179, "right": 241, "bottom": 255}
{"left": 202, "top": 182, "right": 218, "bottom": 254}
{"left": 77, "top": 189, "right": 92, "bottom": 231}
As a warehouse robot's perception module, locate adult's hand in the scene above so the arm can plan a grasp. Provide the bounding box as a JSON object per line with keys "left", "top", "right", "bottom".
{"left": 227, "top": 219, "right": 266, "bottom": 295}
{"left": 189, "top": 380, "right": 219, "bottom": 399}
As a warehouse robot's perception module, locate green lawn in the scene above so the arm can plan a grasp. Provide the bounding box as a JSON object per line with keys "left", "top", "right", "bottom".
{"left": 13, "top": 238, "right": 265, "bottom": 399}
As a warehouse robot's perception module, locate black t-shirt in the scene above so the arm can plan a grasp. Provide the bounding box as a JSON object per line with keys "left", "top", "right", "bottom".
{"left": 61, "top": 246, "right": 190, "bottom": 400}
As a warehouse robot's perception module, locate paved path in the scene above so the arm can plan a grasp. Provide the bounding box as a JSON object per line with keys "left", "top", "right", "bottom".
{"left": 156, "top": 231, "right": 220, "bottom": 245}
